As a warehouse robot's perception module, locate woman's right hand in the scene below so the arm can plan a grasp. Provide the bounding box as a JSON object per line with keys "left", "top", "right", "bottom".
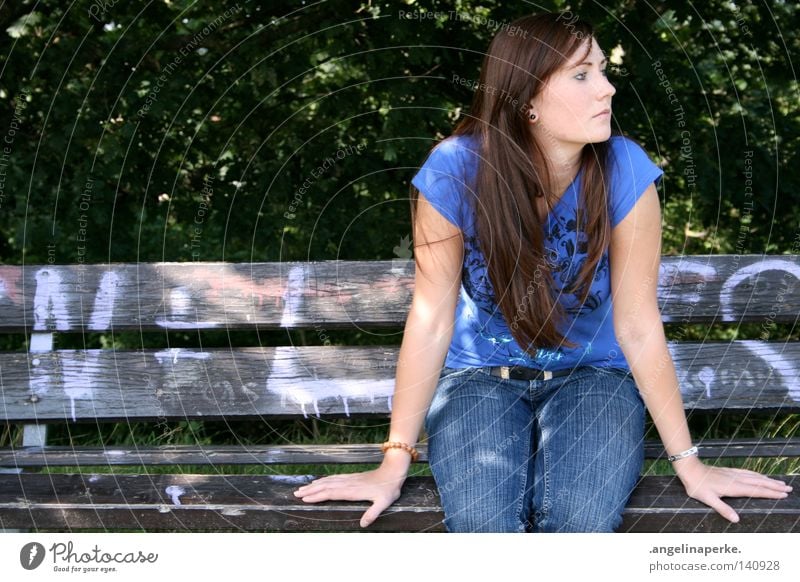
{"left": 292, "top": 460, "right": 409, "bottom": 528}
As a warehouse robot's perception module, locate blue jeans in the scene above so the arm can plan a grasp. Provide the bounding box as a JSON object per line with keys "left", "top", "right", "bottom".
{"left": 424, "top": 365, "right": 646, "bottom": 532}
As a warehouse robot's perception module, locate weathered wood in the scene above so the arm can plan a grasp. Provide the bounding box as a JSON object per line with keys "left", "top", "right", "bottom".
{"left": 1, "top": 341, "right": 798, "bottom": 422}
{"left": 0, "top": 261, "right": 415, "bottom": 332}
{"left": 0, "top": 473, "right": 442, "bottom": 532}
{"left": 0, "top": 473, "right": 796, "bottom": 532}
{"left": 620, "top": 475, "right": 800, "bottom": 533}
{"left": 0, "top": 256, "right": 798, "bottom": 332}
{"left": 2, "top": 255, "right": 798, "bottom": 533}
{"left": 2, "top": 437, "right": 799, "bottom": 467}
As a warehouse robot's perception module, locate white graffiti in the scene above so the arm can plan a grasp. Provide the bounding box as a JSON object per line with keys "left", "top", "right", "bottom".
{"left": 165, "top": 485, "right": 186, "bottom": 506}
{"left": 88, "top": 271, "right": 121, "bottom": 330}
{"left": 29, "top": 351, "right": 101, "bottom": 422}
{"left": 33, "top": 269, "right": 71, "bottom": 330}
{"left": 10, "top": 258, "right": 800, "bottom": 417}
{"left": 743, "top": 339, "right": 800, "bottom": 402}
{"left": 266, "top": 263, "right": 396, "bottom": 416}
{"left": 719, "top": 259, "right": 800, "bottom": 321}
{"left": 717, "top": 259, "right": 800, "bottom": 402}
{"left": 697, "top": 366, "right": 714, "bottom": 399}
{"left": 155, "top": 286, "right": 219, "bottom": 328}
{"left": 658, "top": 259, "right": 716, "bottom": 306}
{"left": 264, "top": 347, "right": 394, "bottom": 418}
{"left": 154, "top": 348, "right": 211, "bottom": 365}
{"left": 279, "top": 264, "right": 308, "bottom": 327}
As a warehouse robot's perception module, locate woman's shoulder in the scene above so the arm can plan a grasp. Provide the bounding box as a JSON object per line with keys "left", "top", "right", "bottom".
{"left": 604, "top": 134, "right": 664, "bottom": 228}
{"left": 607, "top": 134, "right": 656, "bottom": 164}
{"left": 428, "top": 133, "right": 481, "bottom": 165}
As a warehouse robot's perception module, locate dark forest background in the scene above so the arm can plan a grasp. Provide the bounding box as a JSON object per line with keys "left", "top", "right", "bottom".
{"left": 1, "top": 0, "right": 797, "bottom": 267}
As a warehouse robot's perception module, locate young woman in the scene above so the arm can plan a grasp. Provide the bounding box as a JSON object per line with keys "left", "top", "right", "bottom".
{"left": 293, "top": 12, "right": 792, "bottom": 532}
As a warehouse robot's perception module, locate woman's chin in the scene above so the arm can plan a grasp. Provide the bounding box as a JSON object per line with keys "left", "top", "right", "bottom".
{"left": 585, "top": 128, "right": 612, "bottom": 144}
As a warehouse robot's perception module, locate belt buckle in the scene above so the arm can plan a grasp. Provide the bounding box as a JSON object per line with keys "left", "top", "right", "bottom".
{"left": 500, "top": 366, "right": 553, "bottom": 381}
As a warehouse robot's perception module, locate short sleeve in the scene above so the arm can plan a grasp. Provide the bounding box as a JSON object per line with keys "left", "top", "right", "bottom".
{"left": 411, "top": 137, "right": 474, "bottom": 230}
{"left": 609, "top": 137, "right": 664, "bottom": 229}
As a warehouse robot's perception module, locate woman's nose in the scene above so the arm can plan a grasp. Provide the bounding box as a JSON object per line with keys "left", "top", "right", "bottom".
{"left": 598, "top": 74, "right": 616, "bottom": 99}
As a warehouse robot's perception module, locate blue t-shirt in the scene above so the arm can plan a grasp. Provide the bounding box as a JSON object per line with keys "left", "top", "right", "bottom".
{"left": 410, "top": 134, "right": 663, "bottom": 371}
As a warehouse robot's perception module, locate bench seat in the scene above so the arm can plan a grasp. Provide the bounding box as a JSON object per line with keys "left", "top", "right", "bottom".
{"left": 1, "top": 473, "right": 797, "bottom": 532}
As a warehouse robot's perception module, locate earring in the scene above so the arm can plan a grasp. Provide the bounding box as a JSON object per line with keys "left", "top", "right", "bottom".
{"left": 529, "top": 112, "right": 537, "bottom": 121}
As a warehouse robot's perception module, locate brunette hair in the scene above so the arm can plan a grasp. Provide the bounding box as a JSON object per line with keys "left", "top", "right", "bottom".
{"left": 410, "top": 12, "right": 613, "bottom": 353}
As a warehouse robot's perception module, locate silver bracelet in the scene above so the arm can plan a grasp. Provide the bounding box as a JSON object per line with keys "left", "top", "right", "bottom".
{"left": 667, "top": 445, "right": 699, "bottom": 462}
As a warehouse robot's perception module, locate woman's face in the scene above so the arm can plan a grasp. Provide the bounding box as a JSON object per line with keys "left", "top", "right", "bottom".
{"left": 529, "top": 37, "right": 616, "bottom": 150}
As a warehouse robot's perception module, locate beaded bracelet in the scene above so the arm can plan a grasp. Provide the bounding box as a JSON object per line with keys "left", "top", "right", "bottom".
{"left": 667, "top": 445, "right": 699, "bottom": 462}
{"left": 381, "top": 441, "right": 419, "bottom": 462}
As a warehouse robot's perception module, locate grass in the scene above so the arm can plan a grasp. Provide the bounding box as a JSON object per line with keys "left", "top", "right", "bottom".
{"left": 4, "top": 414, "right": 797, "bottom": 478}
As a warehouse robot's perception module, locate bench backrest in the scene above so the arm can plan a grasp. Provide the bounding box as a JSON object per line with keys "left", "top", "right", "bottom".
{"left": 1, "top": 256, "right": 798, "bottom": 429}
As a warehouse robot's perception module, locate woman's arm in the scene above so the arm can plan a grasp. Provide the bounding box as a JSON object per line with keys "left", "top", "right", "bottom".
{"left": 609, "top": 183, "right": 792, "bottom": 523}
{"left": 381, "top": 192, "right": 465, "bottom": 476}
{"left": 293, "top": 192, "right": 464, "bottom": 527}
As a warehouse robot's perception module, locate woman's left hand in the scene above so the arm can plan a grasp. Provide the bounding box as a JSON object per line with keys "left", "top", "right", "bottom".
{"left": 674, "top": 458, "right": 793, "bottom": 523}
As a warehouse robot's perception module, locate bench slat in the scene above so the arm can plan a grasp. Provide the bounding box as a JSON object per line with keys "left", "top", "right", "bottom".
{"left": 1, "top": 256, "right": 797, "bottom": 332}
{"left": 0, "top": 473, "right": 796, "bottom": 532}
{"left": 2, "top": 438, "right": 799, "bottom": 467}
{"left": 2, "top": 342, "right": 799, "bottom": 422}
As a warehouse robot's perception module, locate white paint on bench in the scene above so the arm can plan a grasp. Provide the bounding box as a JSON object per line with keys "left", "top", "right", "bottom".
{"left": 155, "top": 286, "right": 219, "bottom": 328}
{"left": 265, "top": 347, "right": 395, "bottom": 418}
{"left": 154, "top": 348, "right": 211, "bottom": 365}
{"left": 33, "top": 269, "right": 70, "bottom": 331}
{"left": 62, "top": 352, "right": 101, "bottom": 423}
{"left": 279, "top": 264, "right": 307, "bottom": 327}
{"left": 88, "top": 271, "right": 121, "bottom": 330}
{"left": 165, "top": 485, "right": 186, "bottom": 506}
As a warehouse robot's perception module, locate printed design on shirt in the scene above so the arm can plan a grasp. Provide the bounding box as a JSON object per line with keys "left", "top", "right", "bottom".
{"left": 544, "top": 210, "right": 609, "bottom": 315}
{"left": 460, "top": 209, "right": 608, "bottom": 366}
{"left": 460, "top": 234, "right": 564, "bottom": 366}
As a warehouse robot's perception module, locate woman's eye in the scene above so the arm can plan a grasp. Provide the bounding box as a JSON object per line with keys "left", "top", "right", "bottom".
{"left": 574, "top": 72, "right": 587, "bottom": 80}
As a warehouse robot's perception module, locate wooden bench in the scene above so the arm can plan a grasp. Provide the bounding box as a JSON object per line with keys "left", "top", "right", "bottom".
{"left": 0, "top": 257, "right": 798, "bottom": 532}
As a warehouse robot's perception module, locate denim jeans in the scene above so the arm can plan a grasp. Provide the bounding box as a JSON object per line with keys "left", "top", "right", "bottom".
{"left": 423, "top": 365, "right": 646, "bottom": 533}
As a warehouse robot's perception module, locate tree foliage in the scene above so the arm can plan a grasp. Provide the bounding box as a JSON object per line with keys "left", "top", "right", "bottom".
{"left": 0, "top": 0, "right": 797, "bottom": 266}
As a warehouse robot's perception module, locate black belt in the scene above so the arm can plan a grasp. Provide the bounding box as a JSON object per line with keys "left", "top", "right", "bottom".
{"left": 488, "top": 365, "right": 574, "bottom": 381}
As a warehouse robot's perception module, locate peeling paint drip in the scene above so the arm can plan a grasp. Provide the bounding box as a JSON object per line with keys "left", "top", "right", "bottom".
{"left": 266, "top": 353, "right": 394, "bottom": 419}
{"left": 698, "top": 366, "right": 714, "bottom": 399}
{"left": 165, "top": 485, "right": 186, "bottom": 506}
{"left": 64, "top": 353, "right": 101, "bottom": 423}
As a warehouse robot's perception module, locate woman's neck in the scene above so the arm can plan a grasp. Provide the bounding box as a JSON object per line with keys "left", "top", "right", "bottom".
{"left": 544, "top": 146, "right": 582, "bottom": 195}
{"left": 548, "top": 155, "right": 581, "bottom": 196}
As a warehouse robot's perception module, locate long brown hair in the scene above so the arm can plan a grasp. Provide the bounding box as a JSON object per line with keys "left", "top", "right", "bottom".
{"left": 410, "top": 12, "right": 613, "bottom": 354}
